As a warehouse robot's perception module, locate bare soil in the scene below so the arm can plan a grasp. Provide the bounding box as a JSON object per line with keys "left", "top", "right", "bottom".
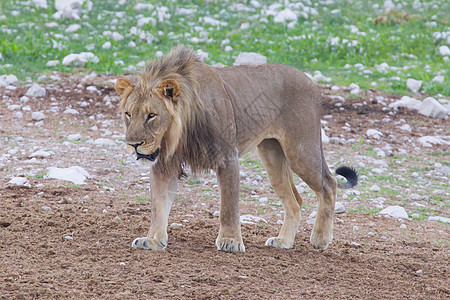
{"left": 0, "top": 76, "right": 448, "bottom": 299}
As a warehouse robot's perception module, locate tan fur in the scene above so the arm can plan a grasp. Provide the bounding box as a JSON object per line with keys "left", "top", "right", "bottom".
{"left": 116, "top": 46, "right": 355, "bottom": 252}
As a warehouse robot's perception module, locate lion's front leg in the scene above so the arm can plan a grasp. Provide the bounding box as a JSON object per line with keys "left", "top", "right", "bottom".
{"left": 215, "top": 155, "right": 245, "bottom": 253}
{"left": 132, "top": 170, "right": 178, "bottom": 251}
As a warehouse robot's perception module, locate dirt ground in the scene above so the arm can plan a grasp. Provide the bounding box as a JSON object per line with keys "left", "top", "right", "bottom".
{"left": 0, "top": 74, "right": 449, "bottom": 299}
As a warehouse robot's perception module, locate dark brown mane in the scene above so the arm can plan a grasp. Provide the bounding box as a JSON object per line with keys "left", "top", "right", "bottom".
{"left": 141, "top": 46, "right": 229, "bottom": 177}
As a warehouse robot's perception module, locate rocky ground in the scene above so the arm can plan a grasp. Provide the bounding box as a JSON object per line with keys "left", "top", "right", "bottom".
{"left": 0, "top": 73, "right": 449, "bottom": 299}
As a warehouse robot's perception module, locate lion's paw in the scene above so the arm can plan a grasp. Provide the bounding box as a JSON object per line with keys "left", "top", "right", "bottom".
{"left": 265, "top": 237, "right": 293, "bottom": 249}
{"left": 310, "top": 232, "right": 333, "bottom": 250}
{"left": 216, "top": 238, "right": 245, "bottom": 253}
{"left": 131, "top": 237, "right": 167, "bottom": 251}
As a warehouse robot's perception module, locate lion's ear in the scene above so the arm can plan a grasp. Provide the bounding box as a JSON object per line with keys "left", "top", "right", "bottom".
{"left": 115, "top": 78, "right": 134, "bottom": 98}
{"left": 159, "top": 79, "right": 180, "bottom": 102}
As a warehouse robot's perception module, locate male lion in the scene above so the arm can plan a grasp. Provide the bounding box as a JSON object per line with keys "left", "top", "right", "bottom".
{"left": 115, "top": 46, "right": 357, "bottom": 253}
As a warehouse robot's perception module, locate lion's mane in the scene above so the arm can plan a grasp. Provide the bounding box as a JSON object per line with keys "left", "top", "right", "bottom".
{"left": 137, "top": 46, "right": 229, "bottom": 177}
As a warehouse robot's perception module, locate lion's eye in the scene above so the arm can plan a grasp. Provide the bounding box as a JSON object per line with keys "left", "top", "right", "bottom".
{"left": 125, "top": 112, "right": 131, "bottom": 118}
{"left": 147, "top": 113, "right": 156, "bottom": 120}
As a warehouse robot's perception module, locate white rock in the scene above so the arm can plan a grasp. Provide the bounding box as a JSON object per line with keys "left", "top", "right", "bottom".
{"left": 428, "top": 216, "right": 450, "bottom": 223}
{"left": 26, "top": 84, "right": 46, "bottom": 97}
{"left": 366, "top": 129, "right": 383, "bottom": 139}
{"left": 137, "top": 17, "right": 153, "bottom": 27}
{"left": 65, "top": 24, "right": 81, "bottom": 33}
{"left": 353, "top": 226, "right": 359, "bottom": 232}
{"left": 435, "top": 165, "right": 449, "bottom": 175}
{"left": 439, "top": 45, "right": 450, "bottom": 56}
{"left": 240, "top": 214, "right": 267, "bottom": 225}
{"left": 259, "top": 197, "right": 268, "bottom": 203}
{"left": 15, "top": 112, "right": 23, "bottom": 119}
{"left": 195, "top": 49, "right": 208, "bottom": 62}
{"left": 389, "top": 96, "right": 421, "bottom": 110}
{"left": 32, "top": 0, "right": 48, "bottom": 9}
{"left": 321, "top": 128, "right": 330, "bottom": 144}
{"left": 112, "top": 32, "right": 123, "bottom": 41}
{"left": 32, "top": 111, "right": 45, "bottom": 121}
{"left": 432, "top": 75, "right": 444, "bottom": 83}
{"left": 94, "top": 138, "right": 116, "bottom": 146}
{"left": 417, "top": 97, "right": 447, "bottom": 119}
{"left": 234, "top": 52, "right": 267, "bottom": 66}
{"left": 170, "top": 222, "right": 182, "bottom": 227}
{"left": 30, "top": 150, "right": 54, "bottom": 158}
{"left": 370, "top": 185, "right": 381, "bottom": 192}
{"left": 213, "top": 211, "right": 220, "bottom": 217}
{"left": 399, "top": 124, "right": 412, "bottom": 133}
{"left": 55, "top": 0, "right": 84, "bottom": 11}
{"left": 406, "top": 78, "right": 422, "bottom": 93}
{"left": 418, "top": 136, "right": 447, "bottom": 147}
{"left": 312, "top": 71, "right": 332, "bottom": 83}
{"left": 102, "top": 42, "right": 111, "bottom": 49}
{"left": 64, "top": 108, "right": 79, "bottom": 114}
{"left": 68, "top": 133, "right": 82, "bottom": 141}
{"left": 62, "top": 52, "right": 99, "bottom": 67}
{"left": 309, "top": 211, "right": 317, "bottom": 219}
{"left": 8, "top": 177, "right": 28, "bottom": 186}
{"left": 46, "top": 166, "right": 90, "bottom": 185}
{"left": 46, "top": 60, "right": 59, "bottom": 67}
{"left": 400, "top": 224, "right": 407, "bottom": 229}
{"left": 380, "top": 206, "right": 408, "bottom": 219}
{"left": 64, "top": 235, "right": 73, "bottom": 240}
{"left": 274, "top": 9, "right": 298, "bottom": 23}
{"left": 0, "top": 74, "right": 18, "bottom": 88}
{"left": 334, "top": 202, "right": 345, "bottom": 214}
{"left": 8, "top": 105, "right": 21, "bottom": 110}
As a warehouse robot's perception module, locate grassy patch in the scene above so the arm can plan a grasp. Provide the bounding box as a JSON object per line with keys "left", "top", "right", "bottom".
{"left": 0, "top": 0, "right": 447, "bottom": 96}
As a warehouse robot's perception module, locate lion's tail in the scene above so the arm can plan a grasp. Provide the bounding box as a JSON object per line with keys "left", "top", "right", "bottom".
{"left": 335, "top": 166, "right": 358, "bottom": 189}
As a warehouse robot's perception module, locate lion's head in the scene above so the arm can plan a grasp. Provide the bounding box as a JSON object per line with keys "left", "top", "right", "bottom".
{"left": 115, "top": 77, "right": 182, "bottom": 164}
{"left": 114, "top": 46, "right": 228, "bottom": 174}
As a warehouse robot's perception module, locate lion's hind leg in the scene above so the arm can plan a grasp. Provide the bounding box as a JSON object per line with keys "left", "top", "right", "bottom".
{"left": 284, "top": 143, "right": 338, "bottom": 250}
{"left": 257, "top": 139, "right": 302, "bottom": 249}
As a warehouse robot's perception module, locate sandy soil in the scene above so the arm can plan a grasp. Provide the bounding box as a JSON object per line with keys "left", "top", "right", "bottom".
{"left": 0, "top": 75, "right": 448, "bottom": 299}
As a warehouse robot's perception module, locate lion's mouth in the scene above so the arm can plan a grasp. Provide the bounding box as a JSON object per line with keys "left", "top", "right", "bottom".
{"left": 136, "top": 148, "right": 159, "bottom": 161}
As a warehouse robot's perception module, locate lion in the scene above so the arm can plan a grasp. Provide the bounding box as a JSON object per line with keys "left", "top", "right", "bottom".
{"left": 114, "top": 46, "right": 357, "bottom": 253}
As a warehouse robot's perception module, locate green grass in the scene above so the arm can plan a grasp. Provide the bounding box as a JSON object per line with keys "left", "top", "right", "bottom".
{"left": 0, "top": 0, "right": 448, "bottom": 96}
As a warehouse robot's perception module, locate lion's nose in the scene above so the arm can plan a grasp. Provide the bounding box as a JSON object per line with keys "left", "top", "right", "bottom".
{"left": 128, "top": 142, "right": 143, "bottom": 149}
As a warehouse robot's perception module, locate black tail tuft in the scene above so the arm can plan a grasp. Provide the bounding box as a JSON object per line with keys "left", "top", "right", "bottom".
{"left": 335, "top": 166, "right": 358, "bottom": 189}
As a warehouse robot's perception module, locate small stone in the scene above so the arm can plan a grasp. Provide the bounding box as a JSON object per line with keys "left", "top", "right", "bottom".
{"left": 406, "top": 78, "right": 422, "bottom": 93}
{"left": 334, "top": 202, "right": 345, "bottom": 214}
{"left": 276, "top": 220, "right": 283, "bottom": 225}
{"left": 64, "top": 236, "right": 73, "bottom": 240}
{"left": 309, "top": 211, "right": 317, "bottom": 219}
{"left": 26, "top": 83, "right": 46, "bottom": 97}
{"left": 67, "top": 133, "right": 82, "bottom": 141}
{"left": 42, "top": 206, "right": 52, "bottom": 211}
{"left": 400, "top": 224, "right": 407, "bottom": 229}
{"left": 170, "top": 222, "right": 182, "bottom": 227}
{"left": 32, "top": 111, "right": 45, "bottom": 121}
{"left": 234, "top": 52, "right": 267, "bottom": 66}
{"left": 8, "top": 177, "right": 28, "bottom": 186}
{"left": 213, "top": 211, "right": 220, "bottom": 217}
{"left": 259, "top": 197, "right": 268, "bottom": 203}
{"left": 428, "top": 216, "right": 450, "bottom": 223}
{"left": 119, "top": 262, "right": 126, "bottom": 266}
{"left": 416, "top": 269, "right": 423, "bottom": 274}
{"left": 370, "top": 185, "right": 381, "bottom": 192}
{"left": 353, "top": 226, "right": 359, "bottom": 232}
{"left": 380, "top": 206, "right": 408, "bottom": 219}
